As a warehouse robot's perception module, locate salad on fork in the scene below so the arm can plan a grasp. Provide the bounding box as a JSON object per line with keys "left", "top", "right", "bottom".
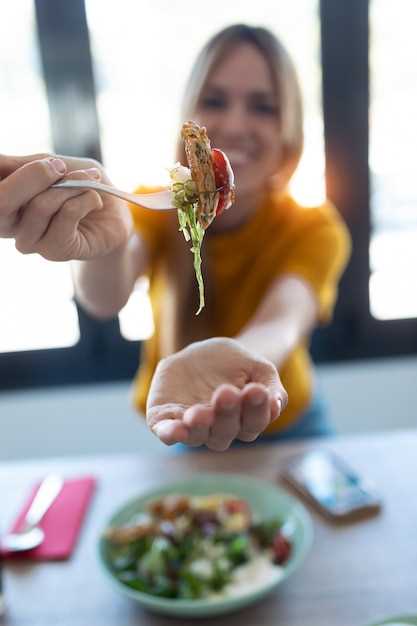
{"left": 169, "top": 121, "right": 235, "bottom": 314}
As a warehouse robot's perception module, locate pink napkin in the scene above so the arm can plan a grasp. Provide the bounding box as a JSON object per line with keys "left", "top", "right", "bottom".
{"left": 1, "top": 476, "right": 96, "bottom": 560}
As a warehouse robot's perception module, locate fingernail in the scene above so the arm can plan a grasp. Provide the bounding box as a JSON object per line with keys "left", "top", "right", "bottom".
{"left": 85, "top": 167, "right": 101, "bottom": 180}
{"left": 250, "top": 393, "right": 264, "bottom": 406}
{"left": 277, "top": 398, "right": 283, "bottom": 413}
{"left": 49, "top": 158, "right": 66, "bottom": 175}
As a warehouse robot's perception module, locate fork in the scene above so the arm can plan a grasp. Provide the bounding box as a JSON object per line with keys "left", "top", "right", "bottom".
{"left": 52, "top": 179, "right": 174, "bottom": 210}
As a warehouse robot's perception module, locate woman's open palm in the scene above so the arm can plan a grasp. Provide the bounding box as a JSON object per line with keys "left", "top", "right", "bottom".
{"left": 146, "top": 338, "right": 287, "bottom": 451}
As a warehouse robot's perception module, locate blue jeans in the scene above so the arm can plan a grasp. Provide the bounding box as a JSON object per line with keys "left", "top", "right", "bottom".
{"left": 173, "top": 391, "right": 333, "bottom": 454}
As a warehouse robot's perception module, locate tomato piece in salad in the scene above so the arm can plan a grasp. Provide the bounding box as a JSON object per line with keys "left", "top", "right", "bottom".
{"left": 272, "top": 531, "right": 292, "bottom": 565}
{"left": 211, "top": 148, "right": 235, "bottom": 216}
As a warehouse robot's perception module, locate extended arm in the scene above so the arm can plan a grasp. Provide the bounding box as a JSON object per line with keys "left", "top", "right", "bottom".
{"left": 72, "top": 230, "right": 149, "bottom": 319}
{"left": 236, "top": 275, "right": 318, "bottom": 368}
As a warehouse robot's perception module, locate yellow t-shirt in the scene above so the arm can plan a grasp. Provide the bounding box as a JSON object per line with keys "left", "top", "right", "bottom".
{"left": 129, "top": 187, "right": 351, "bottom": 434}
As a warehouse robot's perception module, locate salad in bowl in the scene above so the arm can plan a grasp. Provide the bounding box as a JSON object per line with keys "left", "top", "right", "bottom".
{"left": 99, "top": 474, "right": 313, "bottom": 618}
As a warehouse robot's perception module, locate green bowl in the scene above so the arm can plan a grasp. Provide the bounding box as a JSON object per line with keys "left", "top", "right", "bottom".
{"left": 98, "top": 473, "right": 313, "bottom": 618}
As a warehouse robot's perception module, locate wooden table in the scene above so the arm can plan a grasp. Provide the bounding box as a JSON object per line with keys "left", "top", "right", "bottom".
{"left": 1, "top": 430, "right": 416, "bottom": 626}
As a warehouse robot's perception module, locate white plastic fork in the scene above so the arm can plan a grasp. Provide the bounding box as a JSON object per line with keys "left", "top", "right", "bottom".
{"left": 52, "top": 179, "right": 174, "bottom": 210}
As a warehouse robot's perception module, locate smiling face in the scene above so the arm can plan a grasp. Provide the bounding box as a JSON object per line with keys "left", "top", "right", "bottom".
{"left": 193, "top": 43, "right": 283, "bottom": 228}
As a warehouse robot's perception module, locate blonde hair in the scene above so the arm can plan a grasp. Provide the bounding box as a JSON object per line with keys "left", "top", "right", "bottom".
{"left": 176, "top": 24, "right": 304, "bottom": 187}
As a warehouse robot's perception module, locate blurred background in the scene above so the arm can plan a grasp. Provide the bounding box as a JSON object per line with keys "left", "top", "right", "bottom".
{"left": 1, "top": 0, "right": 416, "bottom": 460}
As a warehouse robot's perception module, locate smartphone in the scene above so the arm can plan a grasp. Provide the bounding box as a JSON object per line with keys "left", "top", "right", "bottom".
{"left": 281, "top": 449, "right": 382, "bottom": 522}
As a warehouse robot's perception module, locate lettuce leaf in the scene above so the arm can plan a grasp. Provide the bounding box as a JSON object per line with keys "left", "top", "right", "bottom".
{"left": 170, "top": 177, "right": 205, "bottom": 315}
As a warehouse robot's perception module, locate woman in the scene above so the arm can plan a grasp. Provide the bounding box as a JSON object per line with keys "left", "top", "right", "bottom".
{"left": 0, "top": 25, "right": 350, "bottom": 451}
{"left": 126, "top": 24, "right": 351, "bottom": 448}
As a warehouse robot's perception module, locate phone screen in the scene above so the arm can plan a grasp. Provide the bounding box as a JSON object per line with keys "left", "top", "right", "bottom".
{"left": 289, "top": 451, "right": 377, "bottom": 515}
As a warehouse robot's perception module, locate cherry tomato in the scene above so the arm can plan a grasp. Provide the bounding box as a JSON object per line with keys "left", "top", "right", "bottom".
{"left": 211, "top": 148, "right": 235, "bottom": 216}
{"left": 272, "top": 532, "right": 292, "bottom": 565}
{"left": 224, "top": 499, "right": 250, "bottom": 516}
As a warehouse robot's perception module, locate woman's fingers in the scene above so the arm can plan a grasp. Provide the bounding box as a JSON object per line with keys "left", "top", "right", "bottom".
{"left": 38, "top": 190, "right": 103, "bottom": 260}
{"left": 238, "top": 383, "right": 270, "bottom": 442}
{"left": 0, "top": 157, "right": 66, "bottom": 212}
{"left": 152, "top": 419, "right": 189, "bottom": 446}
{"left": 252, "top": 359, "right": 288, "bottom": 414}
{"left": 269, "top": 395, "right": 282, "bottom": 424}
{"left": 0, "top": 153, "right": 52, "bottom": 178}
{"left": 0, "top": 157, "right": 67, "bottom": 236}
{"left": 147, "top": 403, "right": 189, "bottom": 446}
{"left": 15, "top": 169, "right": 102, "bottom": 258}
{"left": 207, "top": 385, "right": 241, "bottom": 451}
{"left": 183, "top": 404, "right": 213, "bottom": 447}
{"left": 183, "top": 383, "right": 280, "bottom": 450}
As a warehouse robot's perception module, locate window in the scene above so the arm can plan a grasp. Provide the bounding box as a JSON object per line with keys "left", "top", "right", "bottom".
{"left": 0, "top": 0, "right": 79, "bottom": 353}
{"left": 369, "top": 0, "right": 417, "bottom": 320}
{"left": 5, "top": 1, "right": 411, "bottom": 388}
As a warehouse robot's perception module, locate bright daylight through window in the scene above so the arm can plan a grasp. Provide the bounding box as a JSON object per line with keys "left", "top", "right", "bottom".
{"left": 0, "top": 0, "right": 79, "bottom": 353}
{"left": 369, "top": 0, "right": 417, "bottom": 320}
